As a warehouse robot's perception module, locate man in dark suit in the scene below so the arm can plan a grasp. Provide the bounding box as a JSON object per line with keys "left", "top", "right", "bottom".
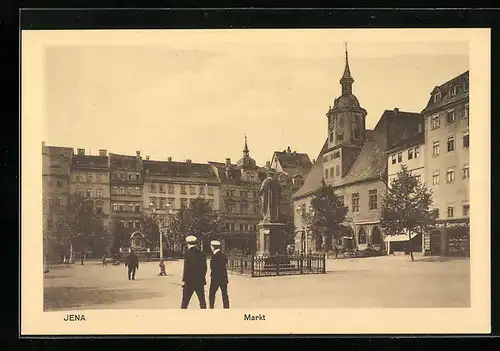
{"left": 125, "top": 250, "right": 139, "bottom": 280}
{"left": 181, "top": 235, "right": 207, "bottom": 309}
{"left": 209, "top": 240, "right": 230, "bottom": 309}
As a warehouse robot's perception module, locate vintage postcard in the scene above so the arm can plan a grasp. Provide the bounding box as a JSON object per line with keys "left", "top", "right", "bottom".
{"left": 21, "top": 28, "right": 490, "bottom": 335}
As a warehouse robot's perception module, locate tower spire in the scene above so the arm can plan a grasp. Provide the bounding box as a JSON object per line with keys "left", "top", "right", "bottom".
{"left": 340, "top": 42, "right": 354, "bottom": 95}
{"left": 243, "top": 133, "right": 249, "bottom": 156}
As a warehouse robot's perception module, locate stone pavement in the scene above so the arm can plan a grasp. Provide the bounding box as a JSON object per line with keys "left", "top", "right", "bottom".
{"left": 43, "top": 255, "right": 470, "bottom": 310}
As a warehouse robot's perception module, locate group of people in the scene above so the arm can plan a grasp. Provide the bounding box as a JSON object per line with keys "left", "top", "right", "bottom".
{"left": 119, "top": 235, "right": 230, "bottom": 309}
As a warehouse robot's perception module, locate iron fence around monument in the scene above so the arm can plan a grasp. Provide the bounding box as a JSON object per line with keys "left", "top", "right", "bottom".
{"left": 226, "top": 253, "right": 326, "bottom": 277}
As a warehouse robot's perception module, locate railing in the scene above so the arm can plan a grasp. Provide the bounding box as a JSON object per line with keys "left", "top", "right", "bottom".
{"left": 227, "top": 253, "right": 326, "bottom": 277}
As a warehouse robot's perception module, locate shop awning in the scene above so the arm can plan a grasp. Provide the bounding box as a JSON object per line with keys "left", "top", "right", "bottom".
{"left": 384, "top": 233, "right": 418, "bottom": 242}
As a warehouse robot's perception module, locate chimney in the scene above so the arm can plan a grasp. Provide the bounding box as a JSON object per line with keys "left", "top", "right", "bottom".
{"left": 287, "top": 146, "right": 291, "bottom": 154}
{"left": 77, "top": 148, "right": 85, "bottom": 156}
{"left": 136, "top": 151, "right": 141, "bottom": 158}
{"left": 99, "top": 149, "right": 107, "bottom": 157}
{"left": 266, "top": 161, "right": 271, "bottom": 168}
{"left": 146, "top": 155, "right": 150, "bottom": 160}
{"left": 167, "top": 157, "right": 172, "bottom": 162}
{"left": 394, "top": 108, "right": 399, "bottom": 114}
{"left": 186, "top": 159, "right": 192, "bottom": 164}
{"left": 225, "top": 158, "right": 231, "bottom": 166}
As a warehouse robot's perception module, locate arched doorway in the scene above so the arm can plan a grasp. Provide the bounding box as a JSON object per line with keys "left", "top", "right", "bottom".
{"left": 358, "top": 227, "right": 367, "bottom": 245}
{"left": 130, "top": 231, "right": 146, "bottom": 250}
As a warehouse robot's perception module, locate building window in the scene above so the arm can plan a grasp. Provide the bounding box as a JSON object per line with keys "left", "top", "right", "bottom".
{"left": 86, "top": 173, "right": 93, "bottom": 183}
{"left": 414, "top": 147, "right": 420, "bottom": 158}
{"left": 463, "top": 130, "right": 469, "bottom": 148}
{"left": 168, "top": 185, "right": 175, "bottom": 194}
{"left": 464, "top": 80, "right": 469, "bottom": 92}
{"left": 391, "top": 154, "right": 396, "bottom": 165}
{"left": 336, "top": 165, "right": 340, "bottom": 177}
{"left": 231, "top": 190, "right": 235, "bottom": 197}
{"left": 336, "top": 133, "right": 344, "bottom": 142}
{"left": 57, "top": 180, "right": 63, "bottom": 188}
{"left": 120, "top": 172, "right": 125, "bottom": 180}
{"left": 76, "top": 173, "right": 83, "bottom": 182}
{"left": 111, "top": 186, "right": 116, "bottom": 195}
{"left": 338, "top": 195, "right": 344, "bottom": 206}
{"left": 120, "top": 220, "right": 126, "bottom": 228}
{"left": 447, "top": 137, "right": 455, "bottom": 152}
{"left": 86, "top": 189, "right": 92, "bottom": 198}
{"left": 450, "top": 86, "right": 458, "bottom": 97}
{"left": 431, "top": 115, "right": 440, "bottom": 130}
{"left": 397, "top": 152, "right": 402, "bottom": 163}
{"left": 464, "top": 104, "right": 469, "bottom": 119}
{"left": 408, "top": 148, "right": 413, "bottom": 160}
{"left": 368, "top": 189, "right": 378, "bottom": 210}
{"left": 76, "top": 188, "right": 84, "bottom": 197}
{"left": 135, "top": 173, "right": 140, "bottom": 181}
{"left": 134, "top": 220, "right": 140, "bottom": 229}
{"left": 96, "top": 173, "right": 102, "bottom": 182}
{"left": 128, "top": 204, "right": 133, "bottom": 212}
{"left": 447, "top": 110, "right": 456, "bottom": 124}
{"left": 463, "top": 204, "right": 470, "bottom": 217}
{"left": 329, "top": 167, "right": 334, "bottom": 178}
{"left": 225, "top": 189, "right": 230, "bottom": 197}
{"left": 158, "top": 185, "right": 165, "bottom": 193}
{"left": 352, "top": 193, "right": 360, "bottom": 212}
{"left": 188, "top": 186, "right": 195, "bottom": 195}
{"left": 353, "top": 128, "right": 361, "bottom": 140}
{"left": 128, "top": 173, "right": 134, "bottom": 181}
{"left": 180, "top": 198, "right": 188, "bottom": 208}
{"left": 180, "top": 186, "right": 187, "bottom": 195}
{"left": 434, "top": 92, "right": 441, "bottom": 102}
{"left": 127, "top": 187, "right": 133, "bottom": 195}
{"left": 330, "top": 154, "right": 335, "bottom": 161}
{"left": 112, "top": 203, "right": 118, "bottom": 212}
{"left": 150, "top": 184, "right": 156, "bottom": 192}
{"left": 208, "top": 187, "right": 214, "bottom": 196}
{"left": 47, "top": 218, "right": 53, "bottom": 228}
{"left": 432, "top": 141, "right": 440, "bottom": 156}
{"left": 463, "top": 164, "right": 469, "bottom": 179}
{"left": 135, "top": 205, "right": 140, "bottom": 213}
{"left": 118, "top": 204, "right": 124, "bottom": 212}
{"left": 119, "top": 187, "right": 125, "bottom": 195}
{"left": 447, "top": 206, "right": 454, "bottom": 218}
{"left": 96, "top": 203, "right": 103, "bottom": 214}
{"left": 325, "top": 169, "right": 329, "bottom": 179}
{"left": 159, "top": 198, "right": 166, "bottom": 209}
{"left": 446, "top": 168, "right": 455, "bottom": 183}
{"left": 334, "top": 151, "right": 340, "bottom": 159}
{"left": 432, "top": 171, "right": 440, "bottom": 185}
{"left": 240, "top": 203, "right": 248, "bottom": 213}
{"left": 96, "top": 189, "right": 103, "bottom": 198}
{"left": 329, "top": 131, "right": 334, "bottom": 143}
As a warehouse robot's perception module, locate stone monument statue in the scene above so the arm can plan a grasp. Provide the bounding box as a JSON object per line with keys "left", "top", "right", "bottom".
{"left": 258, "top": 169, "right": 281, "bottom": 223}
{"left": 256, "top": 164, "right": 287, "bottom": 261}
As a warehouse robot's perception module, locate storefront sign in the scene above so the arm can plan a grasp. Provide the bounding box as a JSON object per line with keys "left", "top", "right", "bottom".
{"left": 424, "top": 233, "right": 431, "bottom": 251}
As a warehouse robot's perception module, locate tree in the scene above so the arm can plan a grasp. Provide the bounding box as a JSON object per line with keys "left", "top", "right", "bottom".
{"left": 309, "top": 181, "right": 349, "bottom": 251}
{"left": 54, "top": 194, "right": 105, "bottom": 259}
{"left": 381, "top": 165, "right": 437, "bottom": 261}
{"left": 140, "top": 215, "right": 160, "bottom": 250}
{"left": 279, "top": 211, "right": 296, "bottom": 245}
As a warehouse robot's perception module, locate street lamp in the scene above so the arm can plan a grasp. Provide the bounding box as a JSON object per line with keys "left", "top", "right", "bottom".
{"left": 149, "top": 200, "right": 173, "bottom": 261}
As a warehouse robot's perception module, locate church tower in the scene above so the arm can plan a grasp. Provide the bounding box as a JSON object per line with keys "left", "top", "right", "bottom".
{"left": 323, "top": 44, "right": 367, "bottom": 184}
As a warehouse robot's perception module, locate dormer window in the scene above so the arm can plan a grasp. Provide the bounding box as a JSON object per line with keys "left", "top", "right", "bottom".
{"left": 450, "top": 86, "right": 458, "bottom": 97}
{"left": 434, "top": 91, "right": 441, "bottom": 103}
{"left": 336, "top": 133, "right": 344, "bottom": 142}
{"left": 464, "top": 79, "right": 469, "bottom": 92}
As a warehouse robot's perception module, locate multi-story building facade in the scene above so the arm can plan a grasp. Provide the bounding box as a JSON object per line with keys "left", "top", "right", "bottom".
{"left": 422, "top": 71, "right": 470, "bottom": 257}
{"left": 42, "top": 143, "right": 73, "bottom": 262}
{"left": 109, "top": 152, "right": 144, "bottom": 235}
{"left": 387, "top": 131, "right": 425, "bottom": 185}
{"left": 292, "top": 48, "right": 423, "bottom": 253}
{"left": 209, "top": 137, "right": 263, "bottom": 252}
{"left": 70, "top": 148, "right": 111, "bottom": 256}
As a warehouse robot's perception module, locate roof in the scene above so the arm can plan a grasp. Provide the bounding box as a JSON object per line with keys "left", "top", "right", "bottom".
{"left": 421, "top": 71, "right": 469, "bottom": 115}
{"left": 386, "top": 132, "right": 424, "bottom": 153}
{"left": 109, "top": 153, "right": 143, "bottom": 171}
{"left": 144, "top": 160, "right": 218, "bottom": 181}
{"left": 273, "top": 150, "right": 312, "bottom": 177}
{"left": 71, "top": 155, "right": 109, "bottom": 170}
{"left": 292, "top": 110, "right": 422, "bottom": 200}
{"left": 292, "top": 140, "right": 328, "bottom": 199}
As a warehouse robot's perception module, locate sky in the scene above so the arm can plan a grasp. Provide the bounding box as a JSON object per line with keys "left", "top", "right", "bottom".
{"left": 42, "top": 30, "right": 469, "bottom": 165}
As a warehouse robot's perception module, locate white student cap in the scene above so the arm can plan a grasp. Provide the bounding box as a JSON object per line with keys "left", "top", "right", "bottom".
{"left": 185, "top": 235, "right": 197, "bottom": 244}
{"left": 210, "top": 240, "right": 221, "bottom": 246}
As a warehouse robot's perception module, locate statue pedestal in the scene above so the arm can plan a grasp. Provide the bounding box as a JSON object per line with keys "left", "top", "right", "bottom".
{"left": 256, "top": 222, "right": 288, "bottom": 264}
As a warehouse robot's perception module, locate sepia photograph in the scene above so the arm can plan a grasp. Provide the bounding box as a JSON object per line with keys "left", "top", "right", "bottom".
{"left": 21, "top": 28, "right": 490, "bottom": 334}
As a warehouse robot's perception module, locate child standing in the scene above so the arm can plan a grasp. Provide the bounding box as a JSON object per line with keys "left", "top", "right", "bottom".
{"left": 159, "top": 259, "right": 167, "bottom": 276}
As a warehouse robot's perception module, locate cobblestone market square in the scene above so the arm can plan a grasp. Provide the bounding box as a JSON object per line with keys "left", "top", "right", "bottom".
{"left": 44, "top": 255, "right": 470, "bottom": 310}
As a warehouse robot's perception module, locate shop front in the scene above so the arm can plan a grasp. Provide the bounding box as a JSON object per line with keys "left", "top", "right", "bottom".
{"left": 426, "top": 219, "right": 470, "bottom": 257}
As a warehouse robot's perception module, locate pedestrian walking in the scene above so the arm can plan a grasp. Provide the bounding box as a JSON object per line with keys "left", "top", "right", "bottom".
{"left": 180, "top": 235, "right": 207, "bottom": 309}
{"left": 159, "top": 259, "right": 167, "bottom": 276}
{"left": 125, "top": 250, "right": 139, "bottom": 280}
{"left": 80, "top": 252, "right": 85, "bottom": 265}
{"left": 208, "top": 240, "right": 230, "bottom": 309}
{"left": 102, "top": 255, "right": 107, "bottom": 267}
